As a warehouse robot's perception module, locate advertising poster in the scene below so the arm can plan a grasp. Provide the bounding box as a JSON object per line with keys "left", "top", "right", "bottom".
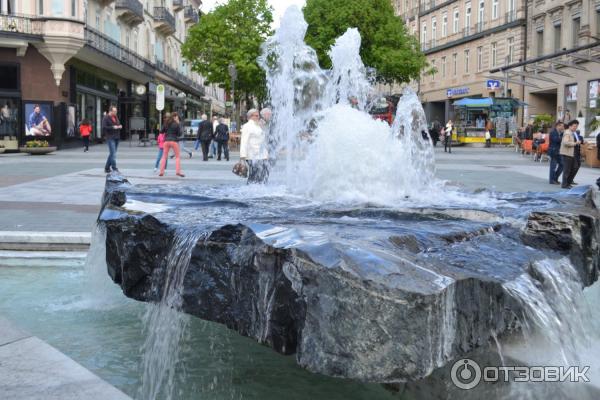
{"left": 24, "top": 101, "right": 53, "bottom": 137}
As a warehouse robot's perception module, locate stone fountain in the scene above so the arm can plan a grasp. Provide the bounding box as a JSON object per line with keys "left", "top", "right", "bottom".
{"left": 98, "top": 6, "right": 600, "bottom": 390}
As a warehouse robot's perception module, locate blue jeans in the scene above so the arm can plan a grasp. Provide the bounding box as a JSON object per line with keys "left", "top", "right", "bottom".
{"left": 154, "top": 148, "right": 167, "bottom": 169}
{"left": 105, "top": 138, "right": 119, "bottom": 171}
{"left": 194, "top": 139, "right": 200, "bottom": 151}
{"left": 549, "top": 154, "right": 563, "bottom": 183}
{"left": 209, "top": 140, "right": 217, "bottom": 157}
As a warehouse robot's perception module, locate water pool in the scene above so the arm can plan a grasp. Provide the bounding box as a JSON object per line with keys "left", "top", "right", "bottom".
{"left": 0, "top": 262, "right": 397, "bottom": 400}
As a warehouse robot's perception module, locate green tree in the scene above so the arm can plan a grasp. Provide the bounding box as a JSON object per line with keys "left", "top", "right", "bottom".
{"left": 303, "top": 0, "right": 427, "bottom": 83}
{"left": 181, "top": 0, "right": 273, "bottom": 105}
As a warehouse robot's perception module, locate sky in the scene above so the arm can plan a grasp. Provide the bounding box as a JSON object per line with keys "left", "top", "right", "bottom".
{"left": 199, "top": 0, "right": 307, "bottom": 27}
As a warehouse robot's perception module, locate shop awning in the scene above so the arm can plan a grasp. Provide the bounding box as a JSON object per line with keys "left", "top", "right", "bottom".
{"left": 453, "top": 98, "right": 494, "bottom": 107}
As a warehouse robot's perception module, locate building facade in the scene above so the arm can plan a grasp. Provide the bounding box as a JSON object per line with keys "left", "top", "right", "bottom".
{"left": 0, "top": 0, "right": 225, "bottom": 149}
{"left": 393, "top": 0, "right": 527, "bottom": 126}
{"left": 519, "top": 0, "right": 600, "bottom": 135}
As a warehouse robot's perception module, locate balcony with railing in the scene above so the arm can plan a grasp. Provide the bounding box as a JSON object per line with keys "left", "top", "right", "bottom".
{"left": 184, "top": 6, "right": 199, "bottom": 24}
{"left": 0, "top": 13, "right": 43, "bottom": 37}
{"left": 156, "top": 60, "right": 205, "bottom": 95}
{"left": 85, "top": 27, "right": 149, "bottom": 73}
{"left": 153, "top": 7, "right": 176, "bottom": 35}
{"left": 422, "top": 8, "right": 526, "bottom": 54}
{"left": 115, "top": 0, "right": 144, "bottom": 26}
{"left": 173, "top": 0, "right": 184, "bottom": 12}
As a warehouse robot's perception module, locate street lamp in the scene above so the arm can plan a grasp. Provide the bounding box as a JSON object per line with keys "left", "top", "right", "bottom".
{"left": 228, "top": 62, "right": 238, "bottom": 131}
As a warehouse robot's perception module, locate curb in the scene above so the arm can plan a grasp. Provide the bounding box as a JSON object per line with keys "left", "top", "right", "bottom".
{"left": 0, "top": 231, "right": 91, "bottom": 251}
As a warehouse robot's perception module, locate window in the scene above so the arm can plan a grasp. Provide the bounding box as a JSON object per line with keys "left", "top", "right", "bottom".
{"left": 536, "top": 29, "right": 544, "bottom": 56}
{"left": 507, "top": 0, "right": 515, "bottom": 21}
{"left": 464, "top": 49, "right": 470, "bottom": 73}
{"left": 477, "top": 0, "right": 484, "bottom": 31}
{"left": 422, "top": 23, "right": 427, "bottom": 49}
{"left": 554, "top": 23, "right": 562, "bottom": 52}
{"left": 507, "top": 37, "right": 514, "bottom": 63}
{"left": 52, "top": 0, "right": 64, "bottom": 15}
{"left": 491, "top": 42, "right": 497, "bottom": 66}
{"left": 452, "top": 53, "right": 457, "bottom": 76}
{"left": 597, "top": 11, "right": 600, "bottom": 37}
{"left": 442, "top": 56, "right": 447, "bottom": 77}
{"left": 465, "top": 2, "right": 471, "bottom": 34}
{"left": 492, "top": 0, "right": 498, "bottom": 19}
{"left": 38, "top": 0, "right": 43, "bottom": 14}
{"left": 572, "top": 18, "right": 580, "bottom": 47}
{"left": 442, "top": 12, "right": 448, "bottom": 37}
{"left": 477, "top": 46, "right": 483, "bottom": 71}
{"left": 133, "top": 29, "right": 138, "bottom": 53}
{"left": 126, "top": 30, "right": 130, "bottom": 50}
{"left": 432, "top": 17, "right": 437, "bottom": 46}
{"left": 431, "top": 59, "right": 436, "bottom": 80}
{"left": 453, "top": 8, "right": 459, "bottom": 33}
{"left": 0, "top": 65, "right": 18, "bottom": 90}
{"left": 95, "top": 8, "right": 100, "bottom": 29}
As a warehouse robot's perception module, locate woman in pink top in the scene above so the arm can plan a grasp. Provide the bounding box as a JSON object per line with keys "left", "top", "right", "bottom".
{"left": 154, "top": 123, "right": 168, "bottom": 172}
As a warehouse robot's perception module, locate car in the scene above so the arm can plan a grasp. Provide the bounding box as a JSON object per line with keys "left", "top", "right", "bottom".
{"left": 183, "top": 119, "right": 202, "bottom": 138}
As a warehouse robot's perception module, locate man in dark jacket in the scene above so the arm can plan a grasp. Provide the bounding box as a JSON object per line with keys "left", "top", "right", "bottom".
{"left": 214, "top": 118, "right": 230, "bottom": 161}
{"left": 102, "top": 106, "right": 122, "bottom": 173}
{"left": 548, "top": 121, "right": 564, "bottom": 184}
{"left": 196, "top": 114, "right": 214, "bottom": 161}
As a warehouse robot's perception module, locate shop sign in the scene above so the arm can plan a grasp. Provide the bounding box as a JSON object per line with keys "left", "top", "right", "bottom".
{"left": 447, "top": 87, "right": 469, "bottom": 97}
{"left": 589, "top": 80, "right": 599, "bottom": 108}
{"left": 156, "top": 84, "right": 165, "bottom": 111}
{"left": 486, "top": 80, "right": 502, "bottom": 90}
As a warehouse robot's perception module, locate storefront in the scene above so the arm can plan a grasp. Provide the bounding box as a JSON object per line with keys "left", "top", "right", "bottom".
{"left": 73, "top": 67, "right": 119, "bottom": 142}
{"left": 453, "top": 97, "right": 522, "bottom": 145}
{"left": 0, "top": 62, "right": 20, "bottom": 151}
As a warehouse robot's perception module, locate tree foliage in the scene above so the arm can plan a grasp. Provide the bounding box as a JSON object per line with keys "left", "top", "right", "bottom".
{"left": 303, "top": 0, "right": 427, "bottom": 84}
{"left": 181, "top": 0, "right": 273, "bottom": 103}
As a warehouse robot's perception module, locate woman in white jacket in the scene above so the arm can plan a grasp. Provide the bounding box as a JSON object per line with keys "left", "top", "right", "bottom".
{"left": 240, "top": 109, "right": 269, "bottom": 183}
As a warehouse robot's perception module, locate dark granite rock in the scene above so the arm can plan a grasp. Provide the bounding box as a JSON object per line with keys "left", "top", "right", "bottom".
{"left": 98, "top": 176, "right": 600, "bottom": 383}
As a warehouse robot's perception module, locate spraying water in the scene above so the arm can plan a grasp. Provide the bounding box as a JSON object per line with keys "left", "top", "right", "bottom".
{"left": 138, "top": 228, "right": 206, "bottom": 400}
{"left": 259, "top": 6, "right": 436, "bottom": 203}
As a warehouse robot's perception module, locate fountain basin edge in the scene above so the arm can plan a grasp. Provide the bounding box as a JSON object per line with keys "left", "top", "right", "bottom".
{"left": 98, "top": 174, "right": 600, "bottom": 384}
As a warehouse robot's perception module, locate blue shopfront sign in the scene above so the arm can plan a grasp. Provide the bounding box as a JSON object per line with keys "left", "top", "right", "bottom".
{"left": 447, "top": 87, "right": 469, "bottom": 97}
{"left": 486, "top": 79, "right": 502, "bottom": 90}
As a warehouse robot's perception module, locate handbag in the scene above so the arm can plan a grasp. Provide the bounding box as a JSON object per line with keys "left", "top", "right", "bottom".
{"left": 232, "top": 160, "right": 248, "bottom": 178}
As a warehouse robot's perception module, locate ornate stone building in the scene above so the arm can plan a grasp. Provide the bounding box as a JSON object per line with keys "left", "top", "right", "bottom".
{"left": 0, "top": 0, "right": 225, "bottom": 148}
{"left": 393, "top": 0, "right": 527, "bottom": 125}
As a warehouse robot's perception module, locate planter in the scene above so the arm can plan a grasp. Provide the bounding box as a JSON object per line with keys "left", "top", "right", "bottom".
{"left": 0, "top": 148, "right": 5, "bottom": 154}
{"left": 19, "top": 146, "right": 57, "bottom": 155}
{"left": 584, "top": 144, "right": 600, "bottom": 168}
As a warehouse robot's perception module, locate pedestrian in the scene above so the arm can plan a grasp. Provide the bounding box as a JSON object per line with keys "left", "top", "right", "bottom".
{"left": 159, "top": 112, "right": 185, "bottom": 178}
{"left": 560, "top": 120, "right": 583, "bottom": 189}
{"left": 444, "top": 119, "right": 453, "bottom": 153}
{"left": 214, "top": 117, "right": 230, "bottom": 161}
{"left": 208, "top": 116, "right": 219, "bottom": 158}
{"left": 79, "top": 118, "right": 92, "bottom": 152}
{"left": 197, "top": 114, "right": 214, "bottom": 161}
{"left": 430, "top": 121, "right": 440, "bottom": 147}
{"left": 102, "top": 105, "right": 122, "bottom": 174}
{"left": 194, "top": 114, "right": 207, "bottom": 151}
{"left": 154, "top": 125, "right": 167, "bottom": 172}
{"left": 240, "top": 108, "right": 269, "bottom": 184}
{"left": 548, "top": 121, "right": 564, "bottom": 184}
{"left": 485, "top": 130, "right": 491, "bottom": 148}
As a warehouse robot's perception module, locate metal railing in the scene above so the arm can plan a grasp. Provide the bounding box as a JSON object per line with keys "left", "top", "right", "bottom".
{"left": 505, "top": 10, "right": 517, "bottom": 24}
{"left": 0, "top": 13, "right": 43, "bottom": 35}
{"left": 85, "top": 27, "right": 147, "bottom": 72}
{"left": 184, "top": 5, "right": 199, "bottom": 23}
{"left": 156, "top": 60, "right": 205, "bottom": 95}
{"left": 115, "top": 0, "right": 144, "bottom": 19}
{"left": 173, "top": 0, "right": 184, "bottom": 8}
{"left": 153, "top": 7, "right": 176, "bottom": 32}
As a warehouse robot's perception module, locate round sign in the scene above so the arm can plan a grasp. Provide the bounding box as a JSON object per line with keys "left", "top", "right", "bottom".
{"left": 156, "top": 84, "right": 165, "bottom": 111}
{"left": 135, "top": 84, "right": 147, "bottom": 96}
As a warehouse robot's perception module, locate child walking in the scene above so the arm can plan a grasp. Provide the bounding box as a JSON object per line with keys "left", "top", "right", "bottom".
{"left": 79, "top": 118, "right": 92, "bottom": 152}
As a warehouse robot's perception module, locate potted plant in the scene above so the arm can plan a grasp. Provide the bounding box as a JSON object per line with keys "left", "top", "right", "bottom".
{"left": 19, "top": 140, "right": 57, "bottom": 155}
{"left": 532, "top": 114, "right": 553, "bottom": 133}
